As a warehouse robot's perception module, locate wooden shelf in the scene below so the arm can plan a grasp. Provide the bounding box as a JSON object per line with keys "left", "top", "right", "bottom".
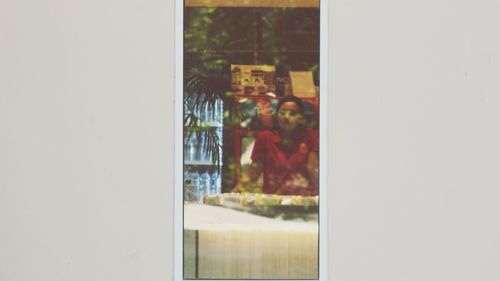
{"left": 185, "top": 0, "right": 319, "bottom": 8}
{"left": 185, "top": 160, "right": 219, "bottom": 166}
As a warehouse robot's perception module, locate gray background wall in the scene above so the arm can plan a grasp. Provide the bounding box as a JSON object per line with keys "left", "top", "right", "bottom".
{"left": 1, "top": 0, "right": 499, "bottom": 280}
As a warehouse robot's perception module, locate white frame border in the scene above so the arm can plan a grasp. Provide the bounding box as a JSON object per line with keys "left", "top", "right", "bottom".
{"left": 174, "top": 1, "right": 329, "bottom": 280}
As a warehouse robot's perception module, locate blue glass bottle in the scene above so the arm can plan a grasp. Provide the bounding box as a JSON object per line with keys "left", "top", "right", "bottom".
{"left": 199, "top": 169, "right": 211, "bottom": 200}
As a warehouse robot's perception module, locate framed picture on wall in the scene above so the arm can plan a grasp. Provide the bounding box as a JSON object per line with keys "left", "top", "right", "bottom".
{"left": 231, "top": 64, "right": 276, "bottom": 96}
{"left": 175, "top": 0, "right": 329, "bottom": 280}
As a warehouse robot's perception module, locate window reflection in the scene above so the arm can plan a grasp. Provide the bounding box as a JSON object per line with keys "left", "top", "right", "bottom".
{"left": 183, "top": 2, "right": 320, "bottom": 279}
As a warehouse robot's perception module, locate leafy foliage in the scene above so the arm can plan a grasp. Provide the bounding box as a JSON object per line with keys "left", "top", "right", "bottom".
{"left": 184, "top": 6, "right": 320, "bottom": 171}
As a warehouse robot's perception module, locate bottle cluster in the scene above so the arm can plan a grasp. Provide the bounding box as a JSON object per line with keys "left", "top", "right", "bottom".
{"left": 183, "top": 93, "right": 224, "bottom": 202}
{"left": 184, "top": 167, "right": 222, "bottom": 202}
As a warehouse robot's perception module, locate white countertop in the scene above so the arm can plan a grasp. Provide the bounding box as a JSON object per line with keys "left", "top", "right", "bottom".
{"left": 183, "top": 203, "right": 318, "bottom": 232}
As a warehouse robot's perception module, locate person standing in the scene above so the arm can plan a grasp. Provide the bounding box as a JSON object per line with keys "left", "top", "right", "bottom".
{"left": 233, "top": 96, "right": 319, "bottom": 195}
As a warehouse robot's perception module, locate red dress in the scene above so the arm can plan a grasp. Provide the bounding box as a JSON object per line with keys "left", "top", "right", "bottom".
{"left": 251, "top": 128, "right": 319, "bottom": 195}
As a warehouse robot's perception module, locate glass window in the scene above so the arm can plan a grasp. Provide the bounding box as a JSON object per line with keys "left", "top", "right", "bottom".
{"left": 183, "top": 2, "right": 321, "bottom": 279}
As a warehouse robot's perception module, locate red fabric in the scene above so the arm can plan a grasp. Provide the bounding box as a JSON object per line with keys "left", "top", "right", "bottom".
{"left": 251, "top": 128, "right": 319, "bottom": 195}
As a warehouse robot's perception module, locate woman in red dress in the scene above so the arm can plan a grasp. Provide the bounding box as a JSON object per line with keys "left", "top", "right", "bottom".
{"left": 233, "top": 96, "right": 319, "bottom": 195}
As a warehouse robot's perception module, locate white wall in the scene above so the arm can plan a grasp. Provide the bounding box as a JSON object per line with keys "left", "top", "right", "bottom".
{"left": 1, "top": 0, "right": 499, "bottom": 280}
{"left": 330, "top": 1, "right": 500, "bottom": 280}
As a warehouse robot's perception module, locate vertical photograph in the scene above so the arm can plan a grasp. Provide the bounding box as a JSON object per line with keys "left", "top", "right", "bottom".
{"left": 182, "top": 0, "right": 321, "bottom": 279}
